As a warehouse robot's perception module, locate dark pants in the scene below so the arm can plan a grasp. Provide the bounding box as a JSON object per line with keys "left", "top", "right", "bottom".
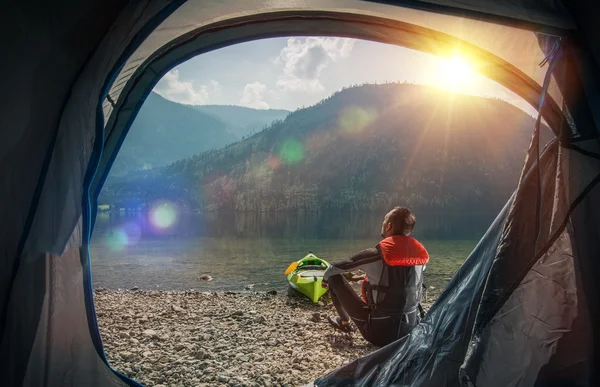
{"left": 328, "top": 274, "right": 419, "bottom": 347}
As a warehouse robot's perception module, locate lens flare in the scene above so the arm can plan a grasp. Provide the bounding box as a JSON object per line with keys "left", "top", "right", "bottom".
{"left": 106, "top": 229, "right": 128, "bottom": 251}
{"left": 122, "top": 222, "right": 142, "bottom": 245}
{"left": 266, "top": 155, "right": 281, "bottom": 170}
{"left": 148, "top": 201, "right": 179, "bottom": 230}
{"left": 279, "top": 138, "right": 304, "bottom": 165}
{"left": 339, "top": 107, "right": 377, "bottom": 133}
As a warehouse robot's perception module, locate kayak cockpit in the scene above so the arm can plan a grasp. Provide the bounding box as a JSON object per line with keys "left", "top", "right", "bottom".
{"left": 297, "top": 270, "right": 325, "bottom": 278}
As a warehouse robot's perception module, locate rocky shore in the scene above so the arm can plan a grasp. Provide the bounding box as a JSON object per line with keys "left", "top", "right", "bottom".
{"left": 95, "top": 289, "right": 433, "bottom": 387}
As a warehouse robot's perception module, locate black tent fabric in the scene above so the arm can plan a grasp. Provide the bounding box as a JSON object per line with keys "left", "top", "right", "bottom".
{"left": 1, "top": 1, "right": 599, "bottom": 386}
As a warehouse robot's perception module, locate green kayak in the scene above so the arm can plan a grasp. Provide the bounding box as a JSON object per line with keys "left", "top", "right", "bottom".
{"left": 285, "top": 253, "right": 330, "bottom": 303}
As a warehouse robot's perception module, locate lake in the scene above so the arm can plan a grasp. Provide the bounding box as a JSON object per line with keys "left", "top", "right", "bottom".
{"left": 90, "top": 211, "right": 495, "bottom": 297}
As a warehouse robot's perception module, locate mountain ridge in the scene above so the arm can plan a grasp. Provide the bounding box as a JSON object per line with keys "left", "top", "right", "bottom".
{"left": 109, "top": 92, "right": 289, "bottom": 176}
{"left": 101, "top": 83, "right": 547, "bottom": 213}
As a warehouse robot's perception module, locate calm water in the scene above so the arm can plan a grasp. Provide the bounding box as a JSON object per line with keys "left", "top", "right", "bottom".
{"left": 90, "top": 211, "right": 494, "bottom": 295}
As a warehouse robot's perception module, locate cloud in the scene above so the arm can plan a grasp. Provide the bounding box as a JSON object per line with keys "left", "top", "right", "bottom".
{"left": 209, "top": 80, "right": 222, "bottom": 97}
{"left": 276, "top": 37, "right": 355, "bottom": 92}
{"left": 153, "top": 70, "right": 220, "bottom": 105}
{"left": 240, "top": 82, "right": 270, "bottom": 109}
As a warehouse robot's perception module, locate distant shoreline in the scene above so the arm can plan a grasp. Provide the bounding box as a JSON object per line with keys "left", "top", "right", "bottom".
{"left": 97, "top": 207, "right": 499, "bottom": 216}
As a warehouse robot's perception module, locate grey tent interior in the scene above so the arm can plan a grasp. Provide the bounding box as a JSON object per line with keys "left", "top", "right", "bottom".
{"left": 1, "top": 1, "right": 599, "bottom": 386}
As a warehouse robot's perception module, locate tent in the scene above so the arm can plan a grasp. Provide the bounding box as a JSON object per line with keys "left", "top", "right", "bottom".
{"left": 1, "top": 1, "right": 599, "bottom": 386}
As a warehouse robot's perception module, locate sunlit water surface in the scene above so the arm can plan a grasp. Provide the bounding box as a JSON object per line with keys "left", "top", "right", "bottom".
{"left": 91, "top": 211, "right": 494, "bottom": 296}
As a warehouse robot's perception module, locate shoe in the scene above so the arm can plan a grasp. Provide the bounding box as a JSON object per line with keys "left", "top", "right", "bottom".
{"left": 328, "top": 316, "right": 356, "bottom": 333}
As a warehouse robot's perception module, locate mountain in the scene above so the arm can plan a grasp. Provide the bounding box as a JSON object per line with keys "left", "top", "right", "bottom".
{"left": 101, "top": 83, "right": 550, "bottom": 213}
{"left": 110, "top": 92, "right": 235, "bottom": 175}
{"left": 109, "top": 93, "right": 288, "bottom": 176}
{"left": 193, "top": 105, "right": 289, "bottom": 139}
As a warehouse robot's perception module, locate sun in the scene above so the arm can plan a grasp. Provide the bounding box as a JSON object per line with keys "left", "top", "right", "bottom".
{"left": 436, "top": 56, "right": 475, "bottom": 91}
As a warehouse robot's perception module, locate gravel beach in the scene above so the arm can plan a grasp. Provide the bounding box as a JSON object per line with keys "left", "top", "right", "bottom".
{"left": 96, "top": 289, "right": 433, "bottom": 387}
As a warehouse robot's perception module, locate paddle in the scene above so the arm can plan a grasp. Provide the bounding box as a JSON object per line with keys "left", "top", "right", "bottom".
{"left": 284, "top": 261, "right": 298, "bottom": 275}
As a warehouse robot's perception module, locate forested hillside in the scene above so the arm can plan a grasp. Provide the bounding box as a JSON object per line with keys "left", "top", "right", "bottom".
{"left": 110, "top": 93, "right": 288, "bottom": 176}
{"left": 101, "top": 83, "right": 546, "bottom": 213}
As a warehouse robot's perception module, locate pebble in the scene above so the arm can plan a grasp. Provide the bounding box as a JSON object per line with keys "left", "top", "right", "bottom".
{"left": 142, "top": 329, "right": 157, "bottom": 338}
{"left": 121, "top": 351, "right": 135, "bottom": 361}
{"left": 94, "top": 290, "right": 433, "bottom": 387}
{"left": 311, "top": 312, "right": 321, "bottom": 322}
{"left": 172, "top": 304, "right": 185, "bottom": 313}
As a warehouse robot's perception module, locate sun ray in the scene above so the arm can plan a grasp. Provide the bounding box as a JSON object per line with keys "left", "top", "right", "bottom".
{"left": 439, "top": 93, "right": 455, "bottom": 190}
{"left": 400, "top": 95, "right": 443, "bottom": 183}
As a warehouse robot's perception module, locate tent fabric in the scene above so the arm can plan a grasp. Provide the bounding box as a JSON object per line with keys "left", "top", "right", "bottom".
{"left": 0, "top": 1, "right": 172, "bottom": 385}
{"left": 0, "top": 2, "right": 127, "bottom": 385}
{"left": 1, "top": 1, "right": 599, "bottom": 386}
{"left": 4, "top": 219, "right": 128, "bottom": 387}
{"left": 0, "top": 0, "right": 125, "bottom": 319}
{"left": 463, "top": 229, "right": 579, "bottom": 386}
{"left": 393, "top": 0, "right": 575, "bottom": 29}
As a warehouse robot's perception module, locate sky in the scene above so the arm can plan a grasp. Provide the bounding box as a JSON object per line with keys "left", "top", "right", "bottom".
{"left": 153, "top": 37, "right": 537, "bottom": 116}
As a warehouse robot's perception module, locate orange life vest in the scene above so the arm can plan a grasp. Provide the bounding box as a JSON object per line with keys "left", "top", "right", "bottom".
{"left": 379, "top": 235, "right": 429, "bottom": 266}
{"left": 361, "top": 235, "right": 429, "bottom": 303}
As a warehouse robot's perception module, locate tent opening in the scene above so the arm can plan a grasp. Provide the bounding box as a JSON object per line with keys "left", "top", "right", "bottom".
{"left": 91, "top": 35, "right": 554, "bottom": 386}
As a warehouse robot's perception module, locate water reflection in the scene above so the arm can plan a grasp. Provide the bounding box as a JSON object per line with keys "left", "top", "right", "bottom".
{"left": 93, "top": 211, "right": 495, "bottom": 241}
{"left": 91, "top": 212, "right": 494, "bottom": 294}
